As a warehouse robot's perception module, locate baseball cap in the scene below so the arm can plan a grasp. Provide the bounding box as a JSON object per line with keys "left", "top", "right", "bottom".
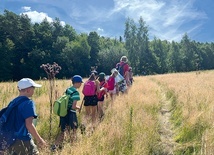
{"left": 72, "top": 75, "right": 83, "bottom": 83}
{"left": 18, "top": 78, "right": 42, "bottom": 90}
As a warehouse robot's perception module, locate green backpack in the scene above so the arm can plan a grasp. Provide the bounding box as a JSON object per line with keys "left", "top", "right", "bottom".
{"left": 53, "top": 90, "right": 76, "bottom": 117}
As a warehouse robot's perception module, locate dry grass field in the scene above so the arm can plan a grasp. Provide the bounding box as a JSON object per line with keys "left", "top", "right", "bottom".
{"left": 1, "top": 70, "right": 214, "bottom": 154}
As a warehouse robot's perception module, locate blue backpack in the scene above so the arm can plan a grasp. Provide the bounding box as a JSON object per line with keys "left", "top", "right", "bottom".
{"left": 0, "top": 97, "right": 28, "bottom": 151}
{"left": 116, "top": 63, "right": 126, "bottom": 77}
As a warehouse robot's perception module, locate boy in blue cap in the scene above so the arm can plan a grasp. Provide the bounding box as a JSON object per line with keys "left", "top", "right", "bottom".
{"left": 52, "top": 75, "right": 83, "bottom": 150}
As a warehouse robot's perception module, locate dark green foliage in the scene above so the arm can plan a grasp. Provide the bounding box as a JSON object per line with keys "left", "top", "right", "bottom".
{"left": 0, "top": 10, "right": 214, "bottom": 81}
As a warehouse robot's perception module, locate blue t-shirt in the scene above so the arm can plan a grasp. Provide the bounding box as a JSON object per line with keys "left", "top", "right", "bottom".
{"left": 13, "top": 96, "right": 37, "bottom": 140}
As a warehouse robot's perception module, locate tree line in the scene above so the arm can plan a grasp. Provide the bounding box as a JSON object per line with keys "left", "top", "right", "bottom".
{"left": 0, "top": 10, "right": 214, "bottom": 81}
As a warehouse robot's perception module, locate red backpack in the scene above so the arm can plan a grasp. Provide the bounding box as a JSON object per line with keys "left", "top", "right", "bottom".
{"left": 97, "top": 81, "right": 107, "bottom": 99}
{"left": 82, "top": 80, "right": 96, "bottom": 96}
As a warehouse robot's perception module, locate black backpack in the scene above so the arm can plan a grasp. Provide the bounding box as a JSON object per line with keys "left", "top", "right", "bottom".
{"left": 0, "top": 97, "right": 28, "bottom": 151}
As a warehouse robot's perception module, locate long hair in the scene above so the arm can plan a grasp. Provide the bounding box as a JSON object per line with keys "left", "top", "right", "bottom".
{"left": 88, "top": 73, "right": 96, "bottom": 81}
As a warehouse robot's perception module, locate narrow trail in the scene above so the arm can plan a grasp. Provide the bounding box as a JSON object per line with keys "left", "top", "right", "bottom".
{"left": 158, "top": 87, "right": 178, "bottom": 154}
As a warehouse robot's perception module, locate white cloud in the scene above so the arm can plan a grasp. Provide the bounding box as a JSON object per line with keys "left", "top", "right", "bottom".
{"left": 97, "top": 28, "right": 104, "bottom": 33}
{"left": 21, "top": 7, "right": 65, "bottom": 26}
{"left": 22, "top": 11, "right": 53, "bottom": 23}
{"left": 16, "top": 0, "right": 208, "bottom": 41}
{"left": 110, "top": 0, "right": 207, "bottom": 41}
{"left": 22, "top": 6, "right": 31, "bottom": 12}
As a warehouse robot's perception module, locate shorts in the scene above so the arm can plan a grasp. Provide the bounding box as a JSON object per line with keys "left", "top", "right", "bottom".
{"left": 118, "top": 81, "right": 127, "bottom": 92}
{"left": 98, "top": 95, "right": 105, "bottom": 102}
{"left": 108, "top": 88, "right": 116, "bottom": 94}
{"left": 8, "top": 139, "right": 39, "bottom": 155}
{"left": 59, "top": 111, "right": 78, "bottom": 131}
{"left": 84, "top": 95, "right": 98, "bottom": 106}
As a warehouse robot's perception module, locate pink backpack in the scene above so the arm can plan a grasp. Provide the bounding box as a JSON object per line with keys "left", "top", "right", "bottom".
{"left": 82, "top": 80, "right": 96, "bottom": 96}
{"left": 107, "top": 76, "right": 115, "bottom": 91}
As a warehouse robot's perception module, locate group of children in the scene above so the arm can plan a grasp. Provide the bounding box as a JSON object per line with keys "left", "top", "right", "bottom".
{"left": 51, "top": 67, "right": 130, "bottom": 151}
{"left": 0, "top": 56, "right": 133, "bottom": 154}
{"left": 52, "top": 56, "right": 133, "bottom": 151}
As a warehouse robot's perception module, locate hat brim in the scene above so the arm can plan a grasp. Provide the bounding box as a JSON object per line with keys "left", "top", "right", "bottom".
{"left": 32, "top": 83, "right": 42, "bottom": 88}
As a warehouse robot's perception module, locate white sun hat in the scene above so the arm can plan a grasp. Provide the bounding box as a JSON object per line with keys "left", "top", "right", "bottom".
{"left": 18, "top": 78, "right": 42, "bottom": 90}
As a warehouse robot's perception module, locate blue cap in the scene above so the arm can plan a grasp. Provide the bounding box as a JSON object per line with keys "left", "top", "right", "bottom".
{"left": 72, "top": 75, "right": 83, "bottom": 83}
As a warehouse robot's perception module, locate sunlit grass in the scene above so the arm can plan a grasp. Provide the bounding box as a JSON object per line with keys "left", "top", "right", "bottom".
{"left": 1, "top": 70, "right": 214, "bottom": 154}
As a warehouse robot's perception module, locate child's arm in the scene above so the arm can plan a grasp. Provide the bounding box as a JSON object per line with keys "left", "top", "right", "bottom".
{"left": 25, "top": 117, "right": 47, "bottom": 147}
{"left": 95, "top": 80, "right": 105, "bottom": 93}
{"left": 72, "top": 100, "right": 80, "bottom": 110}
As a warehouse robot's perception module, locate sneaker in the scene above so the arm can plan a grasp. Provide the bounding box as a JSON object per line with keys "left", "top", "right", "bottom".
{"left": 80, "top": 123, "right": 86, "bottom": 134}
{"left": 50, "top": 144, "right": 57, "bottom": 152}
{"left": 50, "top": 144, "right": 63, "bottom": 152}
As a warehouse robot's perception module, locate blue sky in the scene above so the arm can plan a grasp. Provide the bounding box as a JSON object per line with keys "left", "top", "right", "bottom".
{"left": 1, "top": 0, "right": 213, "bottom": 42}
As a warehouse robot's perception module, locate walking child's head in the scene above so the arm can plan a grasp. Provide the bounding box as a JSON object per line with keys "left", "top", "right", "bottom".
{"left": 120, "top": 56, "right": 128, "bottom": 63}
{"left": 111, "top": 68, "right": 118, "bottom": 77}
{"left": 89, "top": 71, "right": 98, "bottom": 81}
{"left": 72, "top": 75, "right": 83, "bottom": 88}
{"left": 98, "top": 72, "right": 106, "bottom": 82}
{"left": 18, "top": 78, "right": 42, "bottom": 97}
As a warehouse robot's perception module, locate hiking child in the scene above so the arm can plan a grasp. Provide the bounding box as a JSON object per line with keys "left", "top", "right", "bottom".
{"left": 82, "top": 71, "right": 105, "bottom": 128}
{"left": 129, "top": 67, "right": 134, "bottom": 85}
{"left": 52, "top": 75, "right": 83, "bottom": 150}
{"left": 3, "top": 78, "right": 47, "bottom": 155}
{"left": 107, "top": 69, "right": 119, "bottom": 102}
{"left": 116, "top": 56, "right": 130, "bottom": 92}
{"left": 97, "top": 72, "right": 108, "bottom": 120}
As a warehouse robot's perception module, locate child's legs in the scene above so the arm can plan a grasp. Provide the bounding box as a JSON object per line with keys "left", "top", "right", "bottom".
{"left": 97, "top": 101, "right": 104, "bottom": 116}
{"left": 109, "top": 90, "right": 116, "bottom": 103}
{"left": 84, "top": 106, "right": 91, "bottom": 122}
{"left": 108, "top": 91, "right": 113, "bottom": 99}
{"left": 68, "top": 129, "right": 77, "bottom": 143}
{"left": 55, "top": 116, "right": 68, "bottom": 146}
{"left": 91, "top": 106, "right": 97, "bottom": 124}
{"left": 68, "top": 111, "right": 78, "bottom": 142}
{"left": 98, "top": 101, "right": 104, "bottom": 116}
{"left": 55, "top": 131, "right": 65, "bottom": 146}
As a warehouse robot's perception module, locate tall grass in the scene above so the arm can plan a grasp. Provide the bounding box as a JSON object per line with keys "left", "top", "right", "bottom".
{"left": 150, "top": 71, "right": 214, "bottom": 154}
{"left": 1, "top": 70, "right": 214, "bottom": 154}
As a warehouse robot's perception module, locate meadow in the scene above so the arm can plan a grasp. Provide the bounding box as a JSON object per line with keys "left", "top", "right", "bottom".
{"left": 0, "top": 70, "right": 214, "bottom": 155}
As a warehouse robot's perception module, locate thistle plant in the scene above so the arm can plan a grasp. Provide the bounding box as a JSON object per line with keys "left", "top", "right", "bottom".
{"left": 40, "top": 62, "right": 61, "bottom": 140}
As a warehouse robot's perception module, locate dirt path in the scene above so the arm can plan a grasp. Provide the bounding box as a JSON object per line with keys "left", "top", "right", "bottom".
{"left": 158, "top": 87, "right": 178, "bottom": 154}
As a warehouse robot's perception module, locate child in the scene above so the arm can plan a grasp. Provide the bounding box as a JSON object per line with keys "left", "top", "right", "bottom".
{"left": 107, "top": 69, "right": 119, "bottom": 102}
{"left": 52, "top": 75, "right": 83, "bottom": 150}
{"left": 82, "top": 71, "right": 104, "bottom": 128}
{"left": 6, "top": 78, "right": 47, "bottom": 155}
{"left": 129, "top": 67, "right": 134, "bottom": 85}
{"left": 97, "top": 72, "right": 108, "bottom": 120}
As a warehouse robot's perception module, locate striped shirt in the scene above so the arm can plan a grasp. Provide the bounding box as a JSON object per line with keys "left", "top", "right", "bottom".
{"left": 66, "top": 86, "right": 80, "bottom": 111}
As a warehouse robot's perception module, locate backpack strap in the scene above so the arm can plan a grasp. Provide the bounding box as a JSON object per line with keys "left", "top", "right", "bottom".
{"left": 120, "top": 63, "right": 126, "bottom": 69}
{"left": 1, "top": 97, "right": 29, "bottom": 122}
{"left": 100, "top": 81, "right": 106, "bottom": 88}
